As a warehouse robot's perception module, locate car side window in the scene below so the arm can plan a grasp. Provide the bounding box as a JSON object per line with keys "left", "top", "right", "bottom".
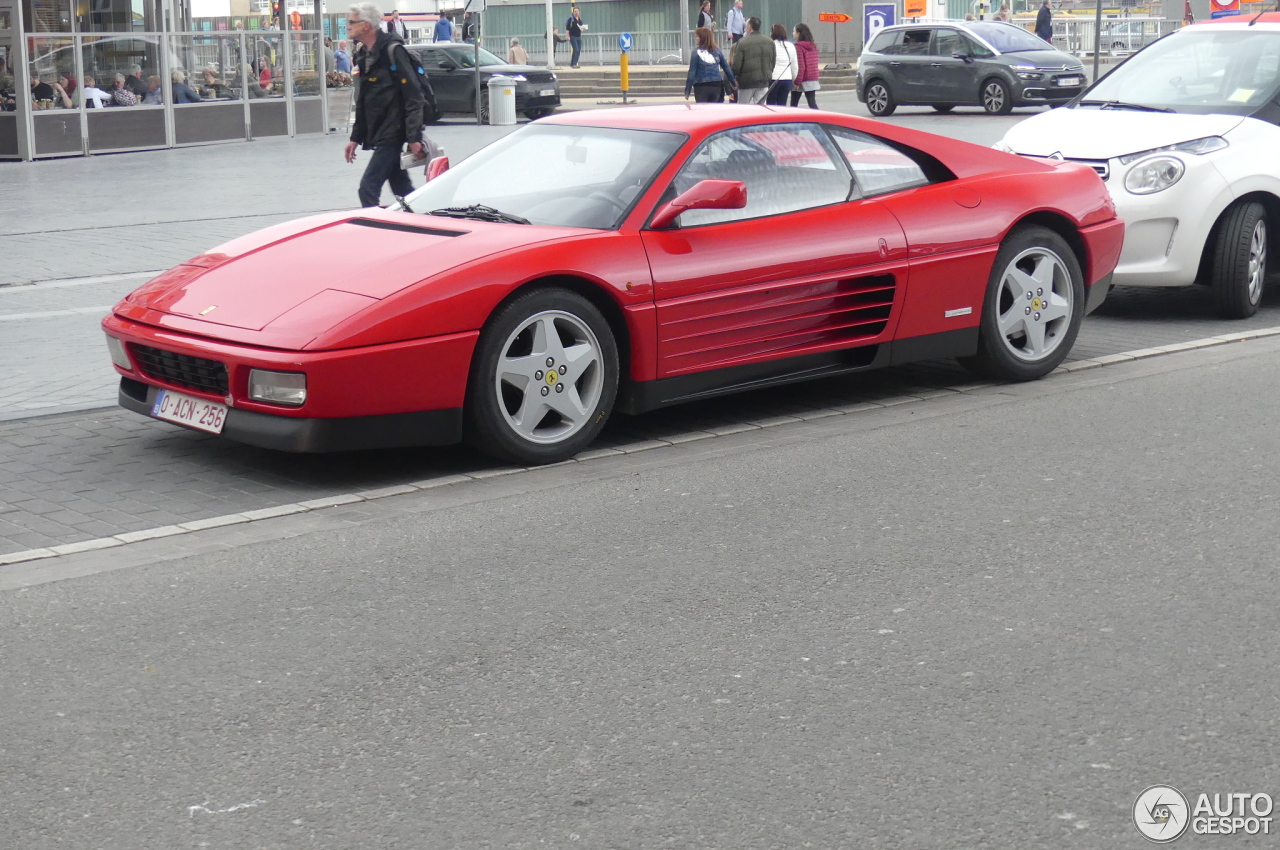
{"left": 898, "top": 29, "right": 932, "bottom": 56}
{"left": 869, "top": 30, "right": 903, "bottom": 54}
{"left": 932, "top": 29, "right": 962, "bottom": 57}
{"left": 827, "top": 128, "right": 931, "bottom": 199}
{"left": 961, "top": 33, "right": 995, "bottom": 58}
{"left": 669, "top": 124, "right": 852, "bottom": 227}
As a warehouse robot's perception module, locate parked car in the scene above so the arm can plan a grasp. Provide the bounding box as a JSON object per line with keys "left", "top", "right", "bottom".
{"left": 410, "top": 43, "right": 559, "bottom": 123}
{"left": 857, "top": 20, "right": 1087, "bottom": 115}
{"left": 997, "top": 13, "right": 1280, "bottom": 318}
{"left": 1101, "top": 19, "right": 1164, "bottom": 54}
{"left": 103, "top": 105, "right": 1121, "bottom": 463}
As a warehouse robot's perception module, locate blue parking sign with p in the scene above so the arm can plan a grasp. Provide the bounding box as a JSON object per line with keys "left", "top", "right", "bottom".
{"left": 619, "top": 32, "right": 633, "bottom": 52}
{"left": 864, "top": 4, "right": 896, "bottom": 45}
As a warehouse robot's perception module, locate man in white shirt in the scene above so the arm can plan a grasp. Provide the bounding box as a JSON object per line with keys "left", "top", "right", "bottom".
{"left": 79, "top": 75, "right": 110, "bottom": 108}
{"left": 382, "top": 9, "right": 408, "bottom": 38}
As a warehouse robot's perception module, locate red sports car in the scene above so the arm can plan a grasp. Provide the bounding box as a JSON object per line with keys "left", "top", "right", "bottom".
{"left": 103, "top": 105, "right": 1123, "bottom": 464}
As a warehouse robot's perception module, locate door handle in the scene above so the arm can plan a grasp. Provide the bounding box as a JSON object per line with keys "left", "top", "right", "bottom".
{"left": 930, "top": 62, "right": 943, "bottom": 67}
{"left": 889, "top": 61, "right": 902, "bottom": 66}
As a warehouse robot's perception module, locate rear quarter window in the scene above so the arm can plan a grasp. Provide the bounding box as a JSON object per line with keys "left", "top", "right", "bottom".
{"left": 868, "top": 31, "right": 901, "bottom": 54}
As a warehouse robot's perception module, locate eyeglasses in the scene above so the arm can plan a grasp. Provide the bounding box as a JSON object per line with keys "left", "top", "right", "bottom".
{"left": 346, "top": 18, "right": 363, "bottom": 25}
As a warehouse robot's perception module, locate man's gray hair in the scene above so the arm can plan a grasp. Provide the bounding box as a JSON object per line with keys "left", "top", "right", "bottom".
{"left": 129, "top": 63, "right": 141, "bottom": 75}
{"left": 349, "top": 2, "right": 383, "bottom": 27}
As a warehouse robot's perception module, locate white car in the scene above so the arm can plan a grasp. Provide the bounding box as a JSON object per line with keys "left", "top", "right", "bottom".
{"left": 996, "top": 13, "right": 1280, "bottom": 317}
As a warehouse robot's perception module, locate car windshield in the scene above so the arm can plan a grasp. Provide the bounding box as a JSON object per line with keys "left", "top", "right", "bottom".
{"left": 965, "top": 22, "right": 1055, "bottom": 53}
{"left": 1080, "top": 28, "right": 1280, "bottom": 114}
{"left": 431, "top": 45, "right": 507, "bottom": 67}
{"left": 402, "top": 124, "right": 686, "bottom": 229}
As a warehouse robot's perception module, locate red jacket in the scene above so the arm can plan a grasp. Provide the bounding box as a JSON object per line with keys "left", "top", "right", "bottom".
{"left": 794, "top": 40, "right": 820, "bottom": 83}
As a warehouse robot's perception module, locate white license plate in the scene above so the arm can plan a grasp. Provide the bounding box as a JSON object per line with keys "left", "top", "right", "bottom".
{"left": 539, "top": 88, "right": 556, "bottom": 97}
{"left": 151, "top": 389, "right": 228, "bottom": 434}
{"left": 1057, "top": 76, "right": 1082, "bottom": 86}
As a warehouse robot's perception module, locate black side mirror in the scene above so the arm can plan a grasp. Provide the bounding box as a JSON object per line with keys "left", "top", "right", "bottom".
{"left": 438, "top": 61, "right": 452, "bottom": 69}
{"left": 952, "top": 51, "right": 973, "bottom": 62}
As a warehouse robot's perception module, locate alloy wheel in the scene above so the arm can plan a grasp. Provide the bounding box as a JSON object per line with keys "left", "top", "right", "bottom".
{"left": 995, "top": 246, "right": 1074, "bottom": 362}
{"left": 493, "top": 310, "right": 604, "bottom": 444}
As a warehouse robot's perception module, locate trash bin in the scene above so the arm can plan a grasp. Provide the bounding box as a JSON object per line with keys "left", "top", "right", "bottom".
{"left": 486, "top": 75, "right": 517, "bottom": 125}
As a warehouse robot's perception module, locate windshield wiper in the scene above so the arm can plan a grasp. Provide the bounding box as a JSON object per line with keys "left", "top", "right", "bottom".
{"left": 1079, "top": 99, "right": 1174, "bottom": 113}
{"left": 428, "top": 204, "right": 530, "bottom": 225}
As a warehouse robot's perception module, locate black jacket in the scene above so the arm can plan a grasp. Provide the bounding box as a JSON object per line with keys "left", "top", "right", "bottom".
{"left": 350, "top": 31, "right": 424, "bottom": 149}
{"left": 1035, "top": 4, "right": 1053, "bottom": 38}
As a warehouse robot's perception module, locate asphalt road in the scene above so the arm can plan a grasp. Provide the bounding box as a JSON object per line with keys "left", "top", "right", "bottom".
{"left": 3, "top": 336, "right": 1280, "bottom": 848}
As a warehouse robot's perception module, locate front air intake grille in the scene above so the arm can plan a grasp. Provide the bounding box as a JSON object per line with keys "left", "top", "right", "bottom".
{"left": 129, "top": 344, "right": 229, "bottom": 395}
{"left": 522, "top": 71, "right": 557, "bottom": 85}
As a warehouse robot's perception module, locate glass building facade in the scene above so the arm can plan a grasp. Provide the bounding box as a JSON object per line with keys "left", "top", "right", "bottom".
{"left": 0, "top": 0, "right": 336, "bottom": 159}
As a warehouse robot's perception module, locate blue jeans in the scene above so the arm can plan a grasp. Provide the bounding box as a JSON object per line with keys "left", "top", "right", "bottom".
{"left": 766, "top": 79, "right": 791, "bottom": 105}
{"left": 358, "top": 144, "right": 414, "bottom": 208}
{"left": 569, "top": 36, "right": 582, "bottom": 66}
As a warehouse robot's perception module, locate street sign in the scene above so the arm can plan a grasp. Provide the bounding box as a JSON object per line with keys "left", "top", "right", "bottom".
{"left": 1210, "top": 0, "right": 1239, "bottom": 17}
{"left": 864, "top": 3, "right": 895, "bottom": 45}
{"left": 618, "top": 32, "right": 633, "bottom": 51}
{"left": 905, "top": 0, "right": 927, "bottom": 17}
{"left": 818, "top": 12, "right": 853, "bottom": 22}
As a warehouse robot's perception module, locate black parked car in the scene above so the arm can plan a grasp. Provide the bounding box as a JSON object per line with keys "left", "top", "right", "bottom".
{"left": 409, "top": 43, "right": 560, "bottom": 122}
{"left": 856, "top": 21, "right": 1085, "bottom": 115}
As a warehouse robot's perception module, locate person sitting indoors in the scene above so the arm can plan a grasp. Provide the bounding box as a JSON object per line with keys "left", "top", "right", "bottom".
{"left": 58, "top": 70, "right": 77, "bottom": 99}
{"left": 48, "top": 75, "right": 74, "bottom": 107}
{"left": 508, "top": 37, "right": 528, "bottom": 65}
{"left": 170, "top": 70, "right": 202, "bottom": 103}
{"left": 143, "top": 75, "right": 163, "bottom": 104}
{"left": 78, "top": 75, "right": 110, "bottom": 108}
{"left": 243, "top": 63, "right": 271, "bottom": 97}
{"left": 109, "top": 72, "right": 138, "bottom": 105}
{"left": 200, "top": 66, "right": 232, "bottom": 99}
{"left": 29, "top": 71, "right": 55, "bottom": 105}
{"left": 124, "top": 64, "right": 148, "bottom": 99}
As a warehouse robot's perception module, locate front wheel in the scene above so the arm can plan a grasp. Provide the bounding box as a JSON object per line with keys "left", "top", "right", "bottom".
{"left": 524, "top": 108, "right": 554, "bottom": 120}
{"left": 960, "top": 225, "right": 1084, "bottom": 381}
{"left": 1211, "top": 201, "right": 1268, "bottom": 319}
{"left": 466, "top": 288, "right": 619, "bottom": 464}
{"left": 865, "top": 80, "right": 896, "bottom": 117}
{"left": 981, "top": 77, "right": 1013, "bottom": 115}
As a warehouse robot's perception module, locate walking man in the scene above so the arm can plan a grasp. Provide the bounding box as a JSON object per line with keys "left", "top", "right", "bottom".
{"left": 726, "top": 0, "right": 746, "bottom": 44}
{"left": 1035, "top": 0, "right": 1053, "bottom": 42}
{"left": 344, "top": 2, "right": 425, "bottom": 207}
{"left": 433, "top": 14, "right": 452, "bottom": 42}
{"left": 383, "top": 9, "right": 408, "bottom": 38}
{"left": 730, "top": 16, "right": 774, "bottom": 104}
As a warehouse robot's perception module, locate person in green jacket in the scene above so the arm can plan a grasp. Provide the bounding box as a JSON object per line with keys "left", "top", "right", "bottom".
{"left": 730, "top": 17, "right": 775, "bottom": 104}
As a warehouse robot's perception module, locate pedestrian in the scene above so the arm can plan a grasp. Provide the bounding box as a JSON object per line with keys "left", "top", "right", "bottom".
{"left": 684, "top": 26, "right": 735, "bottom": 102}
{"left": 433, "top": 14, "right": 452, "bottom": 42}
{"left": 335, "top": 39, "right": 352, "bottom": 72}
{"left": 461, "top": 11, "right": 476, "bottom": 43}
{"left": 697, "top": 0, "right": 716, "bottom": 32}
{"left": 766, "top": 23, "right": 797, "bottom": 105}
{"left": 995, "top": 3, "right": 1010, "bottom": 21}
{"left": 324, "top": 36, "right": 336, "bottom": 73}
{"left": 383, "top": 8, "right": 408, "bottom": 39}
{"left": 725, "top": 0, "right": 746, "bottom": 44}
{"left": 565, "top": 6, "right": 586, "bottom": 68}
{"left": 730, "top": 16, "right": 774, "bottom": 104}
{"left": 790, "top": 23, "right": 820, "bottom": 108}
{"left": 1035, "top": 0, "right": 1053, "bottom": 42}
{"left": 508, "top": 37, "right": 528, "bottom": 65}
{"left": 343, "top": 1, "right": 426, "bottom": 208}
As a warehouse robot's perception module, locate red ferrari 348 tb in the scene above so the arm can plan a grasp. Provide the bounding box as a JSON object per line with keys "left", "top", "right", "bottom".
{"left": 103, "top": 105, "right": 1122, "bottom": 464}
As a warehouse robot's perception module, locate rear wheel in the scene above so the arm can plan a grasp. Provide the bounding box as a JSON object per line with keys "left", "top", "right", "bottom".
{"left": 865, "top": 80, "right": 896, "bottom": 116}
{"left": 960, "top": 225, "right": 1084, "bottom": 381}
{"left": 466, "top": 288, "right": 619, "bottom": 465}
{"left": 1211, "top": 201, "right": 1268, "bottom": 319}
{"left": 931, "top": 103, "right": 955, "bottom": 113}
{"left": 981, "top": 77, "right": 1013, "bottom": 115}
{"left": 524, "top": 108, "right": 554, "bottom": 120}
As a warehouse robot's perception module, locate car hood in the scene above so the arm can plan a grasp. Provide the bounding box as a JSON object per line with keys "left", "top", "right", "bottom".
{"left": 483, "top": 63, "right": 550, "bottom": 77}
{"left": 997, "top": 49, "right": 1081, "bottom": 68}
{"left": 1001, "top": 107, "right": 1245, "bottom": 159}
{"left": 117, "top": 209, "right": 579, "bottom": 344}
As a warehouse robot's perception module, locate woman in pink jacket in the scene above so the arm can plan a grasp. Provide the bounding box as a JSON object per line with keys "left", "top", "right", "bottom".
{"left": 790, "top": 22, "right": 820, "bottom": 109}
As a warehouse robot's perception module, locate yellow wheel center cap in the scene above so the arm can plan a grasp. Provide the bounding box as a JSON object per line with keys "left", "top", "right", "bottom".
{"left": 1032, "top": 297, "right": 1044, "bottom": 310}
{"left": 546, "top": 371, "right": 558, "bottom": 386}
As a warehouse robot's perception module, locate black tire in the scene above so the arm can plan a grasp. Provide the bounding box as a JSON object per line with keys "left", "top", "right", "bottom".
{"left": 865, "top": 80, "right": 896, "bottom": 117}
{"left": 523, "top": 108, "right": 554, "bottom": 120}
{"left": 981, "top": 77, "right": 1013, "bottom": 115}
{"left": 465, "top": 288, "right": 619, "bottom": 464}
{"left": 960, "top": 225, "right": 1085, "bottom": 381}
{"left": 931, "top": 103, "right": 955, "bottom": 113}
{"left": 1211, "top": 201, "right": 1268, "bottom": 319}
{"left": 477, "top": 92, "right": 490, "bottom": 123}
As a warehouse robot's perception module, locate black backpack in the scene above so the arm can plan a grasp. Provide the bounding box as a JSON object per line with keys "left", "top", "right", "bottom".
{"left": 392, "top": 44, "right": 438, "bottom": 120}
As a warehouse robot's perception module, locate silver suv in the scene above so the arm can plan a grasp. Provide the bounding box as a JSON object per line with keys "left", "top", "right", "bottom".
{"left": 857, "top": 21, "right": 1085, "bottom": 115}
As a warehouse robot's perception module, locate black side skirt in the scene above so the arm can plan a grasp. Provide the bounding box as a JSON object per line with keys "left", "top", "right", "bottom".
{"left": 618, "top": 328, "right": 979, "bottom": 415}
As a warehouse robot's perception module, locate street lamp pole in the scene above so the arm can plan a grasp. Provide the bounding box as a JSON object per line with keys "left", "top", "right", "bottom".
{"left": 546, "top": 0, "right": 556, "bottom": 69}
